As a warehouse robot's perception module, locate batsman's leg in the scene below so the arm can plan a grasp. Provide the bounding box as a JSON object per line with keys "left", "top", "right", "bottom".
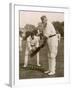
{"left": 48, "top": 36, "right": 58, "bottom": 75}
{"left": 47, "top": 36, "right": 58, "bottom": 75}
{"left": 24, "top": 47, "right": 29, "bottom": 67}
{"left": 37, "top": 52, "right": 41, "bottom": 66}
{"left": 48, "top": 55, "right": 56, "bottom": 75}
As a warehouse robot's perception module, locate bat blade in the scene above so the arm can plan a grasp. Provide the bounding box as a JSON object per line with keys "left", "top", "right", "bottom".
{"left": 30, "top": 44, "right": 44, "bottom": 57}
{"left": 30, "top": 36, "right": 47, "bottom": 57}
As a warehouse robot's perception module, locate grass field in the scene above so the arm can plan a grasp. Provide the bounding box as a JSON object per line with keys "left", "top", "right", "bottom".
{"left": 19, "top": 38, "right": 64, "bottom": 79}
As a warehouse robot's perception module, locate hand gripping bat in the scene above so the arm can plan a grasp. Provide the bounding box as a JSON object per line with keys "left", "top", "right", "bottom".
{"left": 30, "top": 36, "right": 47, "bottom": 57}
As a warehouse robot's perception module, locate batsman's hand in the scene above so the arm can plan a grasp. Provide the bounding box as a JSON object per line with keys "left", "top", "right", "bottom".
{"left": 29, "top": 47, "right": 37, "bottom": 55}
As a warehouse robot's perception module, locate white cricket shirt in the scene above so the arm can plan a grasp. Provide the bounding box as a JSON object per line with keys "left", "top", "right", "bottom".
{"left": 43, "top": 21, "right": 56, "bottom": 38}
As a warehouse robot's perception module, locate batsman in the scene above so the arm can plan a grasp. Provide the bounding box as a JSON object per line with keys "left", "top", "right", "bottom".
{"left": 24, "top": 31, "right": 41, "bottom": 67}
{"left": 30, "top": 15, "right": 59, "bottom": 75}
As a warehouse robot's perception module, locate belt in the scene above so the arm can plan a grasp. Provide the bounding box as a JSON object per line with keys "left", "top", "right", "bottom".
{"left": 31, "top": 45, "right": 35, "bottom": 47}
{"left": 49, "top": 34, "right": 56, "bottom": 38}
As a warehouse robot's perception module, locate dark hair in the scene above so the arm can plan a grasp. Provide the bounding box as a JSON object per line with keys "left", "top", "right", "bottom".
{"left": 31, "top": 31, "right": 34, "bottom": 35}
{"left": 41, "top": 15, "right": 47, "bottom": 21}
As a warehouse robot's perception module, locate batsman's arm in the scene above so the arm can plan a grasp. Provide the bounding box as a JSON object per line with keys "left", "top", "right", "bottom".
{"left": 23, "top": 31, "right": 32, "bottom": 40}
{"left": 30, "top": 36, "right": 47, "bottom": 57}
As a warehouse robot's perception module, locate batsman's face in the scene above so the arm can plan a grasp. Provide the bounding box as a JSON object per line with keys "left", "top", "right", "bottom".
{"left": 42, "top": 17, "right": 47, "bottom": 24}
{"left": 31, "top": 34, "right": 34, "bottom": 39}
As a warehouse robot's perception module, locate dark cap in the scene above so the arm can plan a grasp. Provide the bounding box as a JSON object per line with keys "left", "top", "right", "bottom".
{"left": 40, "top": 15, "right": 47, "bottom": 21}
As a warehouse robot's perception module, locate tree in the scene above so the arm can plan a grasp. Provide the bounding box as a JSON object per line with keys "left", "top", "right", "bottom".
{"left": 52, "top": 21, "right": 64, "bottom": 37}
{"left": 24, "top": 24, "right": 36, "bottom": 32}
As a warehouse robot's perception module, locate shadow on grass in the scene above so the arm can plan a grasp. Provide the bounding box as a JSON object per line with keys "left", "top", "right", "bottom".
{"left": 20, "top": 63, "right": 46, "bottom": 73}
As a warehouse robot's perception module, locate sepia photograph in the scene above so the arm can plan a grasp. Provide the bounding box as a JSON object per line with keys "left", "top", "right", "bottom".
{"left": 19, "top": 10, "right": 64, "bottom": 79}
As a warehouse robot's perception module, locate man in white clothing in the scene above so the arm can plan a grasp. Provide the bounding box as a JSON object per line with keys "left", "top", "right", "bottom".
{"left": 24, "top": 32, "right": 41, "bottom": 67}
{"left": 39, "top": 15, "right": 59, "bottom": 75}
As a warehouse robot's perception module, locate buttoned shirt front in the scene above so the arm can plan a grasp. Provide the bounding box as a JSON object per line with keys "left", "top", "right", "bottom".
{"left": 43, "top": 22, "right": 56, "bottom": 38}
{"left": 38, "top": 21, "right": 56, "bottom": 38}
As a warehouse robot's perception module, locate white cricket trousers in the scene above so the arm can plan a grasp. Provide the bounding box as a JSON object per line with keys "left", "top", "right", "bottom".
{"left": 47, "top": 35, "right": 58, "bottom": 73}
{"left": 24, "top": 47, "right": 40, "bottom": 66}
